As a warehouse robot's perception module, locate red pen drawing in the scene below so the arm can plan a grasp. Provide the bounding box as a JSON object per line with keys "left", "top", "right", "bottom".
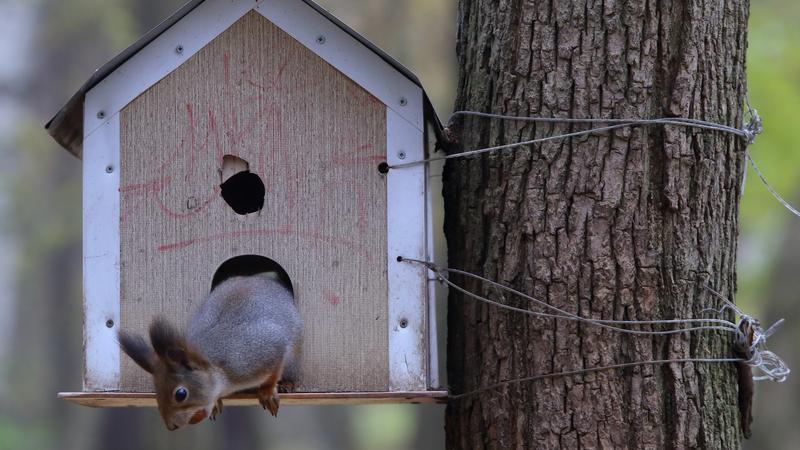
{"left": 117, "top": 52, "right": 382, "bottom": 259}
{"left": 323, "top": 290, "right": 341, "bottom": 306}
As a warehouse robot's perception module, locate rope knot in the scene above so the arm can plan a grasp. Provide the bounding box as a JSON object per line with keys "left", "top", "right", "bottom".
{"left": 743, "top": 109, "right": 763, "bottom": 145}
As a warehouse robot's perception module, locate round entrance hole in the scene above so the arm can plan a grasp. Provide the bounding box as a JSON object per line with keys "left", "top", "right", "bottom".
{"left": 220, "top": 155, "right": 265, "bottom": 215}
{"left": 211, "top": 255, "right": 293, "bottom": 295}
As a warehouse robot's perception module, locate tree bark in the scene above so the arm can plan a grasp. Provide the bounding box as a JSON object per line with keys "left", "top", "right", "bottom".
{"left": 443, "top": 1, "right": 750, "bottom": 448}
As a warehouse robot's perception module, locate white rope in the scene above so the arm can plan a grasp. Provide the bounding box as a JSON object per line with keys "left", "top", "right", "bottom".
{"left": 449, "top": 357, "right": 744, "bottom": 399}
{"left": 390, "top": 110, "right": 754, "bottom": 170}
{"left": 400, "top": 258, "right": 740, "bottom": 336}
{"left": 745, "top": 152, "right": 800, "bottom": 218}
{"left": 394, "top": 108, "right": 800, "bottom": 220}
{"left": 450, "top": 110, "right": 750, "bottom": 139}
{"left": 390, "top": 122, "right": 640, "bottom": 169}
{"left": 399, "top": 258, "right": 790, "bottom": 386}
{"left": 704, "top": 285, "right": 790, "bottom": 382}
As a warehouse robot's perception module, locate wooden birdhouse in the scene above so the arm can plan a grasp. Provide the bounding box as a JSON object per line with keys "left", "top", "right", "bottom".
{"left": 47, "top": 0, "right": 446, "bottom": 406}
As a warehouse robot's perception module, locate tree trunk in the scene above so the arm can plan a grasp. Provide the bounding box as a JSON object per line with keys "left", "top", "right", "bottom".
{"left": 443, "top": 1, "right": 750, "bottom": 448}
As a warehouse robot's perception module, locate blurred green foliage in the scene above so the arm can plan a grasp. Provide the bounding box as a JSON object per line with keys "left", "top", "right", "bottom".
{"left": 352, "top": 405, "right": 415, "bottom": 450}
{"left": 736, "top": 0, "right": 800, "bottom": 314}
{"left": 0, "top": 1, "right": 449, "bottom": 449}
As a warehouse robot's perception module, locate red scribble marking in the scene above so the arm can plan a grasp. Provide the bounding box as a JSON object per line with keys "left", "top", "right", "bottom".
{"left": 158, "top": 227, "right": 376, "bottom": 263}
{"left": 155, "top": 185, "right": 221, "bottom": 219}
{"left": 224, "top": 53, "right": 231, "bottom": 84}
{"left": 118, "top": 53, "right": 294, "bottom": 222}
{"left": 115, "top": 52, "right": 379, "bottom": 260}
{"left": 118, "top": 176, "right": 171, "bottom": 193}
{"left": 186, "top": 103, "right": 196, "bottom": 180}
{"left": 323, "top": 290, "right": 341, "bottom": 306}
{"left": 246, "top": 61, "right": 288, "bottom": 92}
{"left": 355, "top": 187, "right": 367, "bottom": 232}
{"left": 157, "top": 226, "right": 293, "bottom": 252}
{"left": 327, "top": 141, "right": 383, "bottom": 168}
{"left": 329, "top": 144, "right": 384, "bottom": 167}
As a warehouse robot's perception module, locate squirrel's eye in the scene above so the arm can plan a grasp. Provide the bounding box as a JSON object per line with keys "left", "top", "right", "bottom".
{"left": 174, "top": 387, "right": 188, "bottom": 402}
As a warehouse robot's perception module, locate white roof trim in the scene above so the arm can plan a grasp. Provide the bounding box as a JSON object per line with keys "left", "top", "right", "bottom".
{"left": 84, "top": 0, "right": 423, "bottom": 142}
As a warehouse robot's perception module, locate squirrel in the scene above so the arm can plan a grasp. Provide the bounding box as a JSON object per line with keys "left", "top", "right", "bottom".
{"left": 119, "top": 274, "right": 302, "bottom": 431}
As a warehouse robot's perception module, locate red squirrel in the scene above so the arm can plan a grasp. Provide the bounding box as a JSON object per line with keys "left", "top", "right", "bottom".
{"left": 119, "top": 275, "right": 302, "bottom": 430}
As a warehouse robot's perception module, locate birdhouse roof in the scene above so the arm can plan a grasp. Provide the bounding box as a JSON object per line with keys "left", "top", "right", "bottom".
{"left": 45, "top": 0, "right": 443, "bottom": 158}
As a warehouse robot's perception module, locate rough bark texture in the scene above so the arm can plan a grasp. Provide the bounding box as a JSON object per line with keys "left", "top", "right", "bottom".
{"left": 443, "top": 1, "right": 750, "bottom": 449}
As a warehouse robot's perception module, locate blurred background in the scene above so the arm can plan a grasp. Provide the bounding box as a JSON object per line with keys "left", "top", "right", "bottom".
{"left": 0, "top": 0, "right": 797, "bottom": 449}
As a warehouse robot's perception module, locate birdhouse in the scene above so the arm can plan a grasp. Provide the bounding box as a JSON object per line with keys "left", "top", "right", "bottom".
{"left": 47, "top": 0, "right": 446, "bottom": 406}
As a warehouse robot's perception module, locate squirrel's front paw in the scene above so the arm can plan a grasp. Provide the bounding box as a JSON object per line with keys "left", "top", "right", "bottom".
{"left": 258, "top": 388, "right": 280, "bottom": 417}
{"left": 211, "top": 399, "right": 224, "bottom": 421}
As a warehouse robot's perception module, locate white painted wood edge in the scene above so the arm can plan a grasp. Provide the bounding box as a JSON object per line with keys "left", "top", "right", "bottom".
{"left": 425, "top": 148, "right": 440, "bottom": 389}
{"left": 254, "top": 0, "right": 423, "bottom": 130}
{"left": 82, "top": 113, "right": 121, "bottom": 391}
{"left": 386, "top": 108, "right": 427, "bottom": 391}
{"left": 84, "top": 0, "right": 257, "bottom": 140}
{"left": 84, "top": 0, "right": 424, "bottom": 141}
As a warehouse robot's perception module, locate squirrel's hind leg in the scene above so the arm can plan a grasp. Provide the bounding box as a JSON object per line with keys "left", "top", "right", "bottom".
{"left": 211, "top": 398, "right": 223, "bottom": 420}
{"left": 258, "top": 360, "right": 285, "bottom": 417}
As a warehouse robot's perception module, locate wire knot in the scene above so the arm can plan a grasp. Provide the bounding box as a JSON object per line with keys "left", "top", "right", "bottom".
{"left": 743, "top": 109, "right": 763, "bottom": 145}
{"left": 737, "top": 315, "right": 790, "bottom": 382}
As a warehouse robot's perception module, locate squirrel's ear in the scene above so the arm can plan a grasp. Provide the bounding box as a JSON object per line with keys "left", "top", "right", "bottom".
{"left": 119, "top": 332, "right": 156, "bottom": 373}
{"left": 149, "top": 317, "right": 209, "bottom": 371}
{"left": 148, "top": 317, "right": 182, "bottom": 357}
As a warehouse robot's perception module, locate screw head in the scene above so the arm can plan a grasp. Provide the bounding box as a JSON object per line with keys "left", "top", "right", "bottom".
{"left": 399, "top": 318, "right": 409, "bottom": 329}
{"left": 175, "top": 45, "right": 184, "bottom": 54}
{"left": 96, "top": 110, "right": 106, "bottom": 119}
{"left": 105, "top": 319, "right": 114, "bottom": 328}
{"left": 399, "top": 97, "right": 408, "bottom": 107}
{"left": 105, "top": 165, "right": 114, "bottom": 173}
{"left": 398, "top": 151, "right": 406, "bottom": 160}
{"left": 316, "top": 35, "right": 326, "bottom": 44}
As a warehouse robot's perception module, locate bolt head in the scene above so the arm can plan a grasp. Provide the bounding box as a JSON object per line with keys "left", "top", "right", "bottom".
{"left": 175, "top": 45, "right": 184, "bottom": 54}
{"left": 398, "top": 151, "right": 406, "bottom": 160}
{"left": 105, "top": 165, "right": 114, "bottom": 173}
{"left": 399, "top": 97, "right": 408, "bottom": 107}
{"left": 96, "top": 111, "right": 106, "bottom": 119}
{"left": 316, "top": 35, "right": 326, "bottom": 44}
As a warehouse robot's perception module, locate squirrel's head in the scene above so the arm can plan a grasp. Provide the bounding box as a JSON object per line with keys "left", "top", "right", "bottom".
{"left": 119, "top": 317, "right": 217, "bottom": 430}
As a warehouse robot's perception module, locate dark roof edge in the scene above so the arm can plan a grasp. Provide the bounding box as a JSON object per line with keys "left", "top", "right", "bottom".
{"left": 45, "top": 0, "right": 207, "bottom": 158}
{"left": 45, "top": 0, "right": 443, "bottom": 159}
{"left": 301, "top": 0, "right": 444, "bottom": 139}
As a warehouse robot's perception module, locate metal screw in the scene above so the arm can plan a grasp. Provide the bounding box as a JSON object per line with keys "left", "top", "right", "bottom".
{"left": 399, "top": 318, "right": 408, "bottom": 329}
{"left": 175, "top": 45, "right": 184, "bottom": 54}
{"left": 106, "top": 319, "right": 114, "bottom": 328}
{"left": 316, "top": 35, "right": 326, "bottom": 45}
{"left": 105, "top": 165, "right": 114, "bottom": 173}
{"left": 399, "top": 97, "right": 408, "bottom": 107}
{"left": 398, "top": 151, "right": 406, "bottom": 160}
{"left": 96, "top": 110, "right": 106, "bottom": 119}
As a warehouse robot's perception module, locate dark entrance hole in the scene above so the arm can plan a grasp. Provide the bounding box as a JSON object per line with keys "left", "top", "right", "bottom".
{"left": 220, "top": 155, "right": 265, "bottom": 215}
{"left": 211, "top": 255, "right": 293, "bottom": 295}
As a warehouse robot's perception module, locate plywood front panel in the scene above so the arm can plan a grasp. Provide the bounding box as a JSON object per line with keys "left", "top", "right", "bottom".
{"left": 119, "top": 11, "right": 388, "bottom": 392}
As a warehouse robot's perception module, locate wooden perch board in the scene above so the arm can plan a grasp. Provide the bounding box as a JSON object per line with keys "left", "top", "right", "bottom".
{"left": 58, "top": 391, "right": 448, "bottom": 407}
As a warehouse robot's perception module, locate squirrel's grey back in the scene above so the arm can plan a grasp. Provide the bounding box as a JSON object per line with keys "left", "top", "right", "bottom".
{"left": 186, "top": 275, "right": 301, "bottom": 385}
